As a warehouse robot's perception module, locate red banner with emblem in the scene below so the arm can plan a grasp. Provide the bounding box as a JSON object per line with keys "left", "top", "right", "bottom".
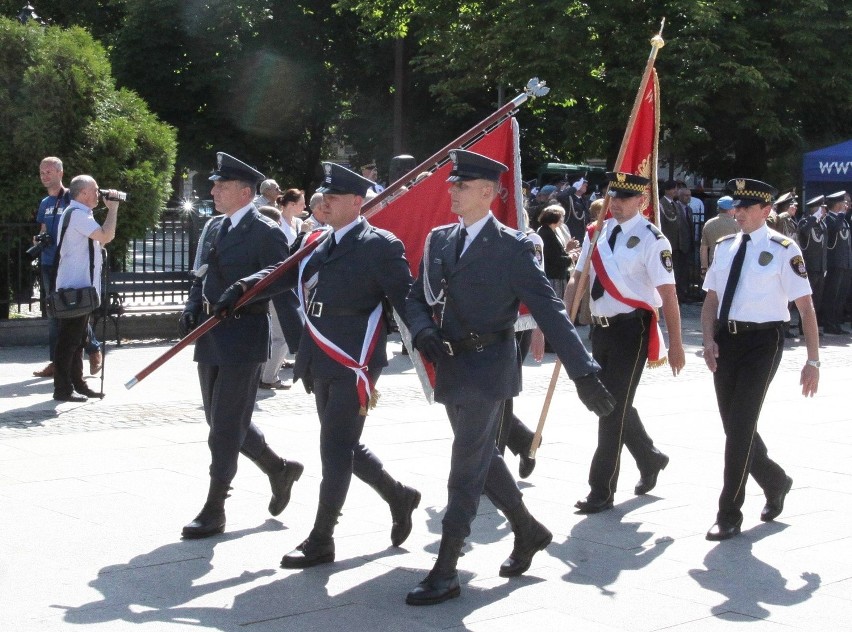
{"left": 613, "top": 69, "right": 661, "bottom": 226}
{"left": 367, "top": 117, "right": 523, "bottom": 275}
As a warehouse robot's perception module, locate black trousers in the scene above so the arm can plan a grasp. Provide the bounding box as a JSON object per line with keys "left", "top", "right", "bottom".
{"left": 821, "top": 267, "right": 851, "bottom": 328}
{"left": 587, "top": 312, "right": 662, "bottom": 502}
{"left": 809, "top": 271, "right": 826, "bottom": 323}
{"left": 443, "top": 397, "right": 523, "bottom": 539}
{"left": 53, "top": 312, "right": 89, "bottom": 397}
{"left": 501, "top": 330, "right": 535, "bottom": 456}
{"left": 713, "top": 326, "right": 787, "bottom": 525}
{"left": 672, "top": 250, "right": 691, "bottom": 300}
{"left": 312, "top": 371, "right": 386, "bottom": 515}
{"left": 197, "top": 362, "right": 268, "bottom": 484}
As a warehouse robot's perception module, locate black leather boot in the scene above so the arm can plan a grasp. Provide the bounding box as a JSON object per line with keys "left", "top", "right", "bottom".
{"left": 281, "top": 503, "right": 338, "bottom": 569}
{"left": 251, "top": 446, "right": 304, "bottom": 516}
{"left": 499, "top": 502, "right": 553, "bottom": 577}
{"left": 372, "top": 470, "right": 421, "bottom": 546}
{"left": 182, "top": 478, "right": 230, "bottom": 539}
{"left": 406, "top": 535, "right": 465, "bottom": 605}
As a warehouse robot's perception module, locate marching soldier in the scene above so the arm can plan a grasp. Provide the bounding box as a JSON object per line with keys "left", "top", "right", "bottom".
{"left": 405, "top": 149, "right": 615, "bottom": 606}
{"left": 701, "top": 178, "right": 819, "bottom": 540}
{"left": 213, "top": 162, "right": 420, "bottom": 568}
{"left": 798, "top": 196, "right": 828, "bottom": 329}
{"left": 179, "top": 153, "right": 303, "bottom": 539}
{"left": 821, "top": 190, "right": 851, "bottom": 335}
{"left": 564, "top": 172, "right": 685, "bottom": 515}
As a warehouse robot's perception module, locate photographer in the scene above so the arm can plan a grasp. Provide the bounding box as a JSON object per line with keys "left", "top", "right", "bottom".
{"left": 52, "top": 176, "right": 120, "bottom": 402}
{"left": 32, "top": 157, "right": 103, "bottom": 379}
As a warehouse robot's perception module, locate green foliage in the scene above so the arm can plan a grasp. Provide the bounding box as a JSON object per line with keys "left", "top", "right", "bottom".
{"left": 0, "top": 17, "right": 176, "bottom": 258}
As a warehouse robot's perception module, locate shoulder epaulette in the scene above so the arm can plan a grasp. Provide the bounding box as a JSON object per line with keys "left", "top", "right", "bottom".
{"left": 716, "top": 234, "right": 736, "bottom": 244}
{"left": 646, "top": 224, "right": 664, "bottom": 239}
{"left": 431, "top": 223, "right": 456, "bottom": 234}
{"left": 769, "top": 234, "right": 792, "bottom": 248}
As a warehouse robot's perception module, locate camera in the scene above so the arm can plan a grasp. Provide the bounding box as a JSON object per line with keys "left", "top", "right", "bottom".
{"left": 26, "top": 232, "right": 52, "bottom": 258}
{"left": 99, "top": 189, "right": 128, "bottom": 202}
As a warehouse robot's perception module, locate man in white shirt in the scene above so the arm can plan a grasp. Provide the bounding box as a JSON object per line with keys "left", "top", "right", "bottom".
{"left": 52, "top": 176, "right": 120, "bottom": 401}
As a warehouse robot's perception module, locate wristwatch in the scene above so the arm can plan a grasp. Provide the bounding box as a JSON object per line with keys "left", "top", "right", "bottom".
{"left": 806, "top": 359, "right": 821, "bottom": 368}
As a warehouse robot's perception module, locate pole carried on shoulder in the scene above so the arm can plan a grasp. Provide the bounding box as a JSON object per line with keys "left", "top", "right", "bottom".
{"left": 124, "top": 228, "right": 330, "bottom": 389}
{"left": 528, "top": 20, "right": 666, "bottom": 460}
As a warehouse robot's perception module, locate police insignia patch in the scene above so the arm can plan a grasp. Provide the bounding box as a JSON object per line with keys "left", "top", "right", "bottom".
{"left": 660, "top": 249, "right": 673, "bottom": 272}
{"left": 790, "top": 255, "right": 808, "bottom": 278}
{"left": 758, "top": 251, "right": 773, "bottom": 266}
{"left": 626, "top": 235, "right": 641, "bottom": 249}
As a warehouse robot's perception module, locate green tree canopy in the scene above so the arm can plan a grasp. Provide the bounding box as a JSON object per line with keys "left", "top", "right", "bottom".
{"left": 0, "top": 17, "right": 177, "bottom": 259}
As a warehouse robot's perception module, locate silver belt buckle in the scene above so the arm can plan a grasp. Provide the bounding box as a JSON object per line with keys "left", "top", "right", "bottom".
{"left": 309, "top": 302, "right": 323, "bottom": 317}
{"left": 597, "top": 315, "right": 610, "bottom": 328}
{"left": 203, "top": 300, "right": 212, "bottom": 316}
{"left": 442, "top": 340, "right": 455, "bottom": 357}
{"left": 727, "top": 320, "right": 737, "bottom": 334}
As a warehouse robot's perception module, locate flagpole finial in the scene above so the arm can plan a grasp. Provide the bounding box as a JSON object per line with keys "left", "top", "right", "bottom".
{"left": 524, "top": 77, "right": 550, "bottom": 98}
{"left": 651, "top": 18, "right": 666, "bottom": 49}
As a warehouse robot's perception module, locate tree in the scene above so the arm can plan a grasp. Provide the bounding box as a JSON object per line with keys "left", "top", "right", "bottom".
{"left": 0, "top": 17, "right": 177, "bottom": 260}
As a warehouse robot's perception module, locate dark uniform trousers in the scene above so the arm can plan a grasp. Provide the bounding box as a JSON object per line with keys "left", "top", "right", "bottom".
{"left": 713, "top": 326, "right": 788, "bottom": 525}
{"left": 587, "top": 311, "right": 661, "bottom": 502}
{"left": 197, "top": 360, "right": 268, "bottom": 484}
{"left": 822, "top": 269, "right": 851, "bottom": 328}
{"left": 501, "top": 330, "right": 535, "bottom": 456}
{"left": 53, "top": 312, "right": 90, "bottom": 397}
{"left": 312, "top": 370, "right": 386, "bottom": 514}
{"left": 443, "top": 397, "right": 522, "bottom": 539}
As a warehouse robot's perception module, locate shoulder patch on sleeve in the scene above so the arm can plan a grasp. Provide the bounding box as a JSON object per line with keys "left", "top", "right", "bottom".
{"left": 770, "top": 234, "right": 792, "bottom": 248}
{"left": 646, "top": 224, "right": 664, "bottom": 239}
{"left": 790, "top": 254, "right": 808, "bottom": 278}
{"left": 716, "top": 234, "right": 736, "bottom": 244}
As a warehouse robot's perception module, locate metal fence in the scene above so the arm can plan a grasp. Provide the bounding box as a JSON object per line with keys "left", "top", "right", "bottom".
{"left": 1, "top": 211, "right": 205, "bottom": 319}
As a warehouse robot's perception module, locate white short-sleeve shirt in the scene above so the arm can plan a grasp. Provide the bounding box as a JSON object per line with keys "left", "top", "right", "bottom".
{"left": 576, "top": 214, "right": 675, "bottom": 317}
{"left": 55, "top": 202, "right": 103, "bottom": 298}
{"left": 703, "top": 224, "right": 811, "bottom": 322}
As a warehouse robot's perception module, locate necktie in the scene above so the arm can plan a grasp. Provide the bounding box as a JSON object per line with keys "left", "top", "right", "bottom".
{"left": 718, "top": 234, "right": 750, "bottom": 324}
{"left": 217, "top": 217, "right": 231, "bottom": 244}
{"left": 455, "top": 227, "right": 468, "bottom": 261}
{"left": 327, "top": 232, "right": 337, "bottom": 255}
{"left": 591, "top": 225, "right": 622, "bottom": 300}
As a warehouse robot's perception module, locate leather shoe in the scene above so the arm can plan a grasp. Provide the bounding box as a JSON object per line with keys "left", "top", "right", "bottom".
{"left": 499, "top": 519, "right": 552, "bottom": 577}
{"left": 268, "top": 460, "right": 303, "bottom": 516}
{"left": 260, "top": 379, "right": 291, "bottom": 390}
{"left": 761, "top": 476, "right": 793, "bottom": 522}
{"left": 182, "top": 508, "right": 226, "bottom": 539}
{"left": 635, "top": 453, "right": 670, "bottom": 495}
{"left": 280, "top": 537, "right": 335, "bottom": 569}
{"left": 76, "top": 386, "right": 105, "bottom": 399}
{"left": 54, "top": 392, "right": 87, "bottom": 403}
{"left": 574, "top": 497, "right": 614, "bottom": 514}
{"left": 406, "top": 571, "right": 461, "bottom": 606}
{"left": 33, "top": 362, "right": 55, "bottom": 378}
{"left": 518, "top": 452, "right": 536, "bottom": 479}
{"left": 705, "top": 521, "right": 741, "bottom": 541}
{"left": 89, "top": 349, "right": 103, "bottom": 375}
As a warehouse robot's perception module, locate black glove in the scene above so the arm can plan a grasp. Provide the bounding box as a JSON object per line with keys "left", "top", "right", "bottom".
{"left": 573, "top": 373, "right": 616, "bottom": 417}
{"left": 178, "top": 310, "right": 197, "bottom": 337}
{"left": 212, "top": 282, "right": 245, "bottom": 319}
{"left": 414, "top": 328, "right": 447, "bottom": 364}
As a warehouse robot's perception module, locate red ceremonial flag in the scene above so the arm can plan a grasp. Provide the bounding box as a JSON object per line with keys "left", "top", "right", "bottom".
{"left": 367, "top": 117, "right": 523, "bottom": 276}
{"left": 612, "top": 68, "right": 661, "bottom": 226}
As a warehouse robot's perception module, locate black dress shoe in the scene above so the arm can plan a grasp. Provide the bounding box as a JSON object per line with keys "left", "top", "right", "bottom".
{"left": 705, "top": 521, "right": 741, "bottom": 541}
{"left": 268, "top": 460, "right": 303, "bottom": 516}
{"left": 53, "top": 393, "right": 87, "bottom": 403}
{"left": 405, "top": 571, "right": 461, "bottom": 606}
{"left": 574, "top": 497, "right": 614, "bottom": 514}
{"left": 182, "top": 507, "right": 226, "bottom": 539}
{"left": 518, "top": 452, "right": 536, "bottom": 479}
{"left": 761, "top": 476, "right": 793, "bottom": 522}
{"left": 280, "top": 537, "right": 335, "bottom": 569}
{"left": 635, "top": 453, "right": 670, "bottom": 495}
{"left": 76, "top": 386, "right": 105, "bottom": 399}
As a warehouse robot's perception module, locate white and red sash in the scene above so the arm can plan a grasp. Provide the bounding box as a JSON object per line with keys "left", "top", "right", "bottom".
{"left": 297, "top": 233, "right": 384, "bottom": 414}
{"left": 587, "top": 224, "right": 667, "bottom": 367}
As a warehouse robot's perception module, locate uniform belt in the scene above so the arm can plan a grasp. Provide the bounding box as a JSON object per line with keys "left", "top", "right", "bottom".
{"left": 202, "top": 300, "right": 268, "bottom": 316}
{"left": 442, "top": 328, "right": 514, "bottom": 356}
{"left": 720, "top": 320, "right": 785, "bottom": 335}
{"left": 590, "top": 309, "right": 644, "bottom": 327}
{"left": 307, "top": 302, "right": 374, "bottom": 318}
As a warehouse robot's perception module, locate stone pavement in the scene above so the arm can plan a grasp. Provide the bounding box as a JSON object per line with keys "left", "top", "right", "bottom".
{"left": 2, "top": 304, "right": 851, "bottom": 631}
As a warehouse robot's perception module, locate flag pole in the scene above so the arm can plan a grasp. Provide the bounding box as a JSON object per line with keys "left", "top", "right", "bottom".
{"left": 124, "top": 229, "right": 330, "bottom": 389}
{"left": 529, "top": 21, "right": 666, "bottom": 460}
{"left": 362, "top": 78, "right": 550, "bottom": 220}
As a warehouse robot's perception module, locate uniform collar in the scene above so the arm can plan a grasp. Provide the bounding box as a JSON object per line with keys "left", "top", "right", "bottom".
{"left": 228, "top": 203, "right": 253, "bottom": 228}
{"left": 333, "top": 215, "right": 362, "bottom": 242}
{"left": 612, "top": 212, "right": 643, "bottom": 233}
{"left": 742, "top": 223, "right": 770, "bottom": 246}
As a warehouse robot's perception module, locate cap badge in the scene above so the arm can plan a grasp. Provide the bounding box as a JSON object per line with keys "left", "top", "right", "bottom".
{"left": 449, "top": 150, "right": 457, "bottom": 163}
{"left": 324, "top": 163, "right": 332, "bottom": 175}
{"left": 736, "top": 179, "right": 746, "bottom": 191}
{"left": 616, "top": 172, "right": 626, "bottom": 183}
